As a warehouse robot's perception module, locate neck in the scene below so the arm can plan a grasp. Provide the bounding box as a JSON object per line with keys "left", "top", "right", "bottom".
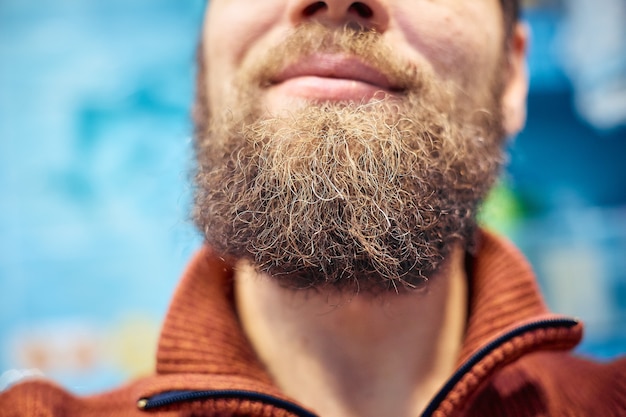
{"left": 235, "top": 246, "right": 468, "bottom": 417}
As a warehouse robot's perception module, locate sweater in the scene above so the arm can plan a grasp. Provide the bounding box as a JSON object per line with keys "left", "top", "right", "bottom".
{"left": 1, "top": 231, "right": 625, "bottom": 416}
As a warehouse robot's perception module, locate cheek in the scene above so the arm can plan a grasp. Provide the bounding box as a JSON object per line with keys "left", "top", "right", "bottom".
{"left": 206, "top": 3, "right": 280, "bottom": 64}
{"left": 393, "top": 6, "right": 503, "bottom": 88}
{"left": 204, "top": 1, "right": 285, "bottom": 108}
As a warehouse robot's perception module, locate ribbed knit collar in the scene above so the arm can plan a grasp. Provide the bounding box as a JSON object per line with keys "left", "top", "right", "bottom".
{"left": 153, "top": 230, "right": 583, "bottom": 409}
{"left": 458, "top": 230, "right": 559, "bottom": 364}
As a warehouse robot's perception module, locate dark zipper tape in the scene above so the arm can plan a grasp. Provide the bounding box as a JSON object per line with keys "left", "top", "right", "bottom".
{"left": 138, "top": 389, "right": 319, "bottom": 417}
{"left": 421, "top": 317, "right": 579, "bottom": 417}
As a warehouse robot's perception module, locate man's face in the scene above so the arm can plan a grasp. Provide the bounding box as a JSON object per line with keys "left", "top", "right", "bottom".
{"left": 203, "top": 0, "right": 508, "bottom": 117}
{"left": 194, "top": 0, "right": 527, "bottom": 293}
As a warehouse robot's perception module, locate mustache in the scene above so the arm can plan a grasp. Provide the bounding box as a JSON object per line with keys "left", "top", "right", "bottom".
{"left": 237, "top": 23, "right": 426, "bottom": 95}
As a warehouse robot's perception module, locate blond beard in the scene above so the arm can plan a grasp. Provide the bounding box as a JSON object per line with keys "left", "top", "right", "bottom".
{"left": 194, "top": 24, "right": 506, "bottom": 294}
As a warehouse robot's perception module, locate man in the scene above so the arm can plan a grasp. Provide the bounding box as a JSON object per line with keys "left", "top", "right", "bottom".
{"left": 2, "top": 0, "right": 625, "bottom": 416}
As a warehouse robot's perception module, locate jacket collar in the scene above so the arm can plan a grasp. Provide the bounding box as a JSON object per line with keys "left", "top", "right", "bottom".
{"left": 153, "top": 230, "right": 583, "bottom": 410}
{"left": 458, "top": 230, "right": 565, "bottom": 364}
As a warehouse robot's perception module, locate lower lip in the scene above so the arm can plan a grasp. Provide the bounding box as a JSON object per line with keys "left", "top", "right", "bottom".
{"left": 267, "top": 76, "right": 393, "bottom": 104}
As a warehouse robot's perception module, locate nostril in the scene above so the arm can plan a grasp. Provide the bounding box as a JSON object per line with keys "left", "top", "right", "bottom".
{"left": 348, "top": 2, "right": 373, "bottom": 18}
{"left": 303, "top": 1, "right": 328, "bottom": 17}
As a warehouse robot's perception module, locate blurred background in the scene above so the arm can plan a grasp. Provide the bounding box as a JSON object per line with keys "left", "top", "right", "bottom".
{"left": 1, "top": 0, "right": 625, "bottom": 395}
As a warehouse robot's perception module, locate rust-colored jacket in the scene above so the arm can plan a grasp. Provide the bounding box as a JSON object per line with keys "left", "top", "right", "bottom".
{"left": 2, "top": 232, "right": 625, "bottom": 416}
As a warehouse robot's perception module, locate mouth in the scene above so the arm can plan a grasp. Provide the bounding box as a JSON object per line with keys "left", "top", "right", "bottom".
{"left": 267, "top": 54, "right": 403, "bottom": 102}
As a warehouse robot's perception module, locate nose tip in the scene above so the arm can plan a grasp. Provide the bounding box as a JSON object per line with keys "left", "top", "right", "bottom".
{"left": 292, "top": 0, "right": 388, "bottom": 32}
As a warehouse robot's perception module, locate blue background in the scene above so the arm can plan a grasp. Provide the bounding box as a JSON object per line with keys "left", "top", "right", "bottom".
{"left": 1, "top": 0, "right": 625, "bottom": 394}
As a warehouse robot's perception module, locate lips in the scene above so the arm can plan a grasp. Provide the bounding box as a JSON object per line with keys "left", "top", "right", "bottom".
{"left": 268, "top": 54, "right": 401, "bottom": 100}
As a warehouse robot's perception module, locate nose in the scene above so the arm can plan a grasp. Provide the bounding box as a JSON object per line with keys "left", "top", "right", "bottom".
{"left": 289, "top": 0, "right": 389, "bottom": 32}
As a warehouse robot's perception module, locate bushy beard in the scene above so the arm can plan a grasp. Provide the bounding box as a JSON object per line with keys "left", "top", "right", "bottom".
{"left": 194, "top": 25, "right": 506, "bottom": 294}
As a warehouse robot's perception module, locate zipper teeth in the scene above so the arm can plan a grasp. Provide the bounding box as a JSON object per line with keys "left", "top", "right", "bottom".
{"left": 139, "top": 390, "right": 205, "bottom": 408}
{"left": 139, "top": 389, "right": 318, "bottom": 417}
{"left": 420, "top": 317, "right": 579, "bottom": 417}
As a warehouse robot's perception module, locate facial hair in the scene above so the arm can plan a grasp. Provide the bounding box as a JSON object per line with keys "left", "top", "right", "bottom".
{"left": 194, "top": 24, "right": 507, "bottom": 294}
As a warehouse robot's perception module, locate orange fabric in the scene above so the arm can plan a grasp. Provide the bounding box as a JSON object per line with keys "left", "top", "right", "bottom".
{"left": 1, "top": 231, "right": 625, "bottom": 416}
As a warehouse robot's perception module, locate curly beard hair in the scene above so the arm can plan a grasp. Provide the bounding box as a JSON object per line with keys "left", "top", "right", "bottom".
{"left": 194, "top": 24, "right": 507, "bottom": 294}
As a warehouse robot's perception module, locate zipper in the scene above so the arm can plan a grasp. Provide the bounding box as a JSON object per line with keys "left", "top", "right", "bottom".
{"left": 420, "top": 317, "right": 579, "bottom": 417}
{"left": 137, "top": 389, "right": 319, "bottom": 417}
{"left": 138, "top": 318, "right": 578, "bottom": 417}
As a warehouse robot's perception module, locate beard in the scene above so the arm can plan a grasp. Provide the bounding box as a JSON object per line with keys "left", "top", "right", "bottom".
{"left": 194, "top": 24, "right": 507, "bottom": 294}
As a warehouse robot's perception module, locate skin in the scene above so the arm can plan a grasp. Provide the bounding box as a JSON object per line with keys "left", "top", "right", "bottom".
{"left": 203, "top": 0, "right": 527, "bottom": 133}
{"left": 236, "top": 248, "right": 468, "bottom": 417}
{"left": 201, "top": 1, "right": 528, "bottom": 416}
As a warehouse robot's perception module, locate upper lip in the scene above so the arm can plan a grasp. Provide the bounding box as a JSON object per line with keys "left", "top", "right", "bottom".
{"left": 270, "top": 54, "right": 400, "bottom": 91}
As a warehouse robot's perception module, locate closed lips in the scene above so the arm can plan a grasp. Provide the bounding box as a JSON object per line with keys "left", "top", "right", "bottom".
{"left": 270, "top": 54, "right": 398, "bottom": 92}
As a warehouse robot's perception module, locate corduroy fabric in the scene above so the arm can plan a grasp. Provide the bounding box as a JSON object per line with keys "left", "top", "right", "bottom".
{"left": 1, "top": 230, "right": 625, "bottom": 416}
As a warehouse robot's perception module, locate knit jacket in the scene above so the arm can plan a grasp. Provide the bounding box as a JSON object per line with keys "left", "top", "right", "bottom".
{"left": 1, "top": 231, "right": 625, "bottom": 416}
